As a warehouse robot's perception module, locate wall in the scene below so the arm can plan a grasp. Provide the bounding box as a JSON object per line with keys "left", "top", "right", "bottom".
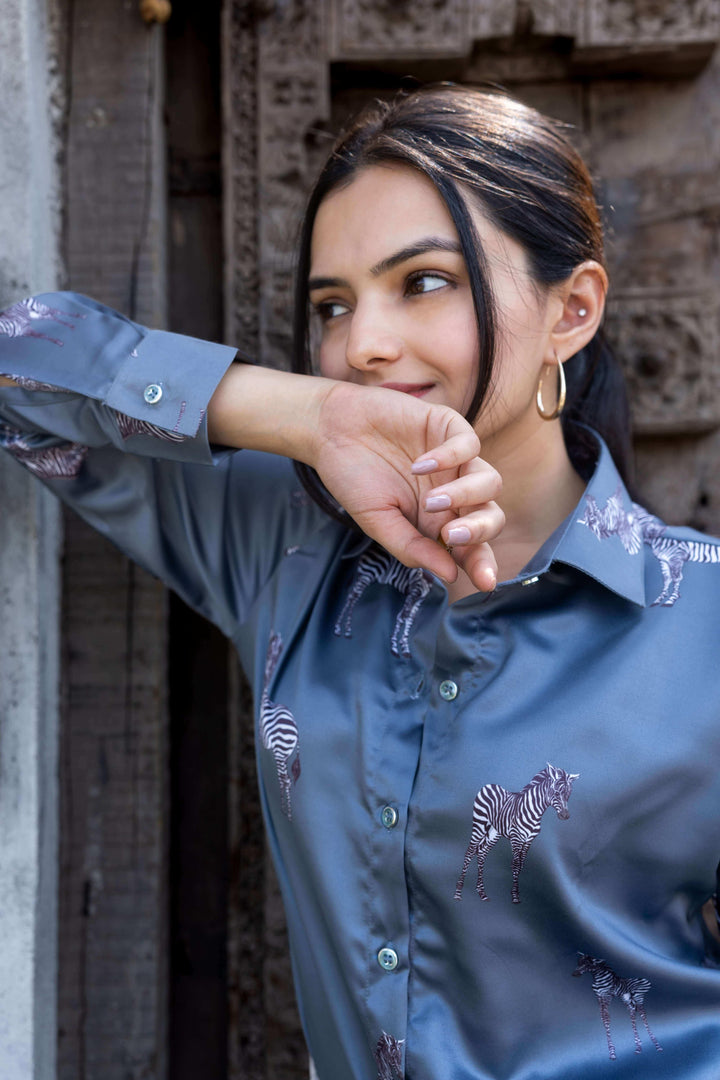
{"left": 0, "top": 0, "right": 63, "bottom": 1076}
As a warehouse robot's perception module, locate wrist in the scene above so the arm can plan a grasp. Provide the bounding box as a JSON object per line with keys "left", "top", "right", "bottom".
{"left": 208, "top": 363, "right": 340, "bottom": 464}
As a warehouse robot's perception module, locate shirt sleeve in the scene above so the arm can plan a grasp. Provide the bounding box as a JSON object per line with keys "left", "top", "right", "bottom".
{"left": 0, "top": 291, "right": 322, "bottom": 637}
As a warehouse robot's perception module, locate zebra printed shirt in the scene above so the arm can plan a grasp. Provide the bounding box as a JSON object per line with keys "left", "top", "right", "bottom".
{"left": 3, "top": 292, "right": 720, "bottom": 1080}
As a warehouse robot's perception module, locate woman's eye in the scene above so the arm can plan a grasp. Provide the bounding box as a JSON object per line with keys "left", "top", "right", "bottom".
{"left": 314, "top": 300, "right": 349, "bottom": 322}
{"left": 406, "top": 273, "right": 450, "bottom": 296}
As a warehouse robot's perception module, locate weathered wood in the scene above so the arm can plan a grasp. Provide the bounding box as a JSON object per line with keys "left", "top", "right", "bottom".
{"left": 227, "top": 658, "right": 267, "bottom": 1080}
{"left": 58, "top": 3, "right": 169, "bottom": 1078}
{"left": 165, "top": 6, "right": 231, "bottom": 1073}
{"left": 58, "top": 517, "right": 169, "bottom": 1080}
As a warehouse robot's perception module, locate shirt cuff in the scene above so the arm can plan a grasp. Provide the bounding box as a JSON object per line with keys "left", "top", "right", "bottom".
{"left": 104, "top": 329, "right": 238, "bottom": 438}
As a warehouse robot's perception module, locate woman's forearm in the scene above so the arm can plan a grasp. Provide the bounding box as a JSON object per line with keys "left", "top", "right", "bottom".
{"left": 207, "top": 363, "right": 335, "bottom": 467}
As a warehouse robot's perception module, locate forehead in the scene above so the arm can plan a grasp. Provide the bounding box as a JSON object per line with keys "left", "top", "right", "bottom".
{"left": 310, "top": 165, "right": 458, "bottom": 270}
{"left": 309, "top": 163, "right": 528, "bottom": 281}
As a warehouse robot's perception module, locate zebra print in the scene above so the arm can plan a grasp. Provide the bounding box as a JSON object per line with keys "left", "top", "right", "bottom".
{"left": 0, "top": 296, "right": 85, "bottom": 346}
{"left": 260, "top": 633, "right": 301, "bottom": 820}
{"left": 578, "top": 486, "right": 643, "bottom": 554}
{"left": 0, "top": 422, "right": 87, "bottom": 479}
{"left": 373, "top": 1032, "right": 404, "bottom": 1080}
{"left": 334, "top": 548, "right": 432, "bottom": 658}
{"left": 113, "top": 409, "right": 189, "bottom": 443}
{"left": 454, "top": 763, "right": 579, "bottom": 904}
{"left": 644, "top": 534, "right": 720, "bottom": 606}
{"left": 0, "top": 373, "right": 66, "bottom": 392}
{"left": 578, "top": 486, "right": 720, "bottom": 605}
{"left": 290, "top": 488, "right": 312, "bottom": 508}
{"left": 573, "top": 953, "right": 662, "bottom": 1060}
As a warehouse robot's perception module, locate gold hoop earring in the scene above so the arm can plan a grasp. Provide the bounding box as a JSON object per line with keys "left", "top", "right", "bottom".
{"left": 536, "top": 353, "right": 566, "bottom": 421}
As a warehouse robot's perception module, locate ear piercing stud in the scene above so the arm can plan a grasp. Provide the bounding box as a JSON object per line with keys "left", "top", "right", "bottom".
{"left": 578, "top": 307, "right": 587, "bottom": 317}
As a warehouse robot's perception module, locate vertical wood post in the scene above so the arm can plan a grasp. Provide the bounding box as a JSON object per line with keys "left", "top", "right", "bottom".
{"left": 57, "top": 5, "right": 170, "bottom": 1079}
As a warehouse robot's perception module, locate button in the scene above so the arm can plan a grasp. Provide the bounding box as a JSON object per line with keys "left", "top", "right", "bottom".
{"left": 381, "top": 805, "right": 398, "bottom": 829}
{"left": 439, "top": 679, "right": 458, "bottom": 701}
{"left": 377, "top": 947, "right": 398, "bottom": 972}
{"left": 143, "top": 383, "right": 163, "bottom": 405}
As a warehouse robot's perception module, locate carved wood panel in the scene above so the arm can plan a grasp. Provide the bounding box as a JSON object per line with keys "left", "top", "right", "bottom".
{"left": 581, "top": 0, "right": 720, "bottom": 46}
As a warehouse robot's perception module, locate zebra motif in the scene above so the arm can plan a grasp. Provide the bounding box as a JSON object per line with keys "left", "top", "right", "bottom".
{"left": 0, "top": 421, "right": 88, "bottom": 479}
{"left": 573, "top": 953, "right": 663, "bottom": 1061}
{"left": 373, "top": 1031, "right": 404, "bottom": 1080}
{"left": 578, "top": 487, "right": 720, "bottom": 606}
{"left": 454, "top": 763, "right": 579, "bottom": 904}
{"left": 0, "top": 296, "right": 85, "bottom": 346}
{"left": 260, "top": 633, "right": 301, "bottom": 820}
{"left": 334, "top": 549, "right": 432, "bottom": 658}
{"left": 113, "top": 409, "right": 188, "bottom": 443}
{"left": 643, "top": 533, "right": 720, "bottom": 606}
{"left": 0, "top": 373, "right": 65, "bottom": 392}
{"left": 578, "top": 487, "right": 644, "bottom": 555}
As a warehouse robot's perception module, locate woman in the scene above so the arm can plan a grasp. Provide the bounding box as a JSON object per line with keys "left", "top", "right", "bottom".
{"left": 1, "top": 86, "right": 719, "bottom": 1079}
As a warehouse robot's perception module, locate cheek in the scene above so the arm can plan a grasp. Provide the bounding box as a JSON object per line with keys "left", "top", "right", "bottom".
{"left": 318, "top": 337, "right": 346, "bottom": 380}
{"left": 438, "top": 311, "right": 479, "bottom": 388}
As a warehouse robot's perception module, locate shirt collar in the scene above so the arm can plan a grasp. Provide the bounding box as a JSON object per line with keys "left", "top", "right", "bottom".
{"left": 544, "top": 431, "right": 647, "bottom": 607}
{"left": 338, "top": 429, "right": 647, "bottom": 606}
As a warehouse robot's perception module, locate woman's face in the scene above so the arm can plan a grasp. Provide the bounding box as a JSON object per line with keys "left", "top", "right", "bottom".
{"left": 309, "top": 164, "right": 558, "bottom": 454}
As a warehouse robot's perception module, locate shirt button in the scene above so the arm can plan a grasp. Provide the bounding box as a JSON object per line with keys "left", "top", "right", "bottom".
{"left": 377, "top": 947, "right": 398, "bottom": 972}
{"left": 439, "top": 679, "right": 458, "bottom": 701}
{"left": 143, "top": 383, "right": 163, "bottom": 405}
{"left": 381, "top": 805, "right": 398, "bottom": 829}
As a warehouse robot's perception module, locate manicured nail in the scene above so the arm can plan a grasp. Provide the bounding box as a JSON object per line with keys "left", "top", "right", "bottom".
{"left": 411, "top": 458, "right": 438, "bottom": 475}
{"left": 447, "top": 525, "right": 471, "bottom": 545}
{"left": 425, "top": 492, "right": 451, "bottom": 511}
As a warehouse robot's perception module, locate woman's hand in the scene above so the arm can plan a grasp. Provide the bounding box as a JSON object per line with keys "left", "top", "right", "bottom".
{"left": 209, "top": 364, "right": 503, "bottom": 589}
{"left": 313, "top": 381, "right": 504, "bottom": 590}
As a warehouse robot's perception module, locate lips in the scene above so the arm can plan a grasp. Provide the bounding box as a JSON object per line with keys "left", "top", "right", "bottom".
{"left": 380, "top": 382, "right": 435, "bottom": 398}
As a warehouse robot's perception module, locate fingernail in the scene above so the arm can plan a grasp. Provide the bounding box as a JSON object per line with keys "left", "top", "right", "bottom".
{"left": 485, "top": 569, "right": 497, "bottom": 590}
{"left": 411, "top": 458, "right": 438, "bottom": 475}
{"left": 447, "top": 525, "right": 471, "bottom": 545}
{"left": 425, "top": 493, "right": 451, "bottom": 510}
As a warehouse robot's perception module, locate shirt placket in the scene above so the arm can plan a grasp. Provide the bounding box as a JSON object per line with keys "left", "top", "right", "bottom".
{"left": 403, "top": 596, "right": 493, "bottom": 1079}
{"left": 362, "top": 584, "right": 445, "bottom": 1075}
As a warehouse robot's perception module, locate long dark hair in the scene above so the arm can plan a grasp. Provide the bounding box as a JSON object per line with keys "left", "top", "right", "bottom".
{"left": 292, "top": 85, "right": 633, "bottom": 520}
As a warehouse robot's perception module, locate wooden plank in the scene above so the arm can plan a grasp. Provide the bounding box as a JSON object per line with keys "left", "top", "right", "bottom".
{"left": 57, "top": 3, "right": 169, "bottom": 1078}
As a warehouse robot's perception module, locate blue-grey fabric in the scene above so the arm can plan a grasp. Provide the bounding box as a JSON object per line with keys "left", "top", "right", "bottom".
{"left": 2, "top": 293, "right": 720, "bottom": 1080}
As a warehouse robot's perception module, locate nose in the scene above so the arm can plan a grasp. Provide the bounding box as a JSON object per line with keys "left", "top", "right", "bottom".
{"left": 344, "top": 300, "right": 403, "bottom": 372}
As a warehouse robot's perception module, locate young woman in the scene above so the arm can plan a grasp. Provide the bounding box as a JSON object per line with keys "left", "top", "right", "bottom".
{"left": 1, "top": 86, "right": 719, "bottom": 1079}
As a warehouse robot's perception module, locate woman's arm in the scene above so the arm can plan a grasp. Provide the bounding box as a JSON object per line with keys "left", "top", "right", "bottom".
{"left": 1, "top": 292, "right": 502, "bottom": 592}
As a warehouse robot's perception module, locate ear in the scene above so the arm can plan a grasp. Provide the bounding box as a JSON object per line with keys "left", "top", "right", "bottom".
{"left": 548, "top": 260, "right": 608, "bottom": 363}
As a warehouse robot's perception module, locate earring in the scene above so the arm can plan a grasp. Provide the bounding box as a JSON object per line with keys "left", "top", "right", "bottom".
{"left": 578, "top": 307, "right": 587, "bottom": 317}
{"left": 536, "top": 352, "right": 566, "bottom": 421}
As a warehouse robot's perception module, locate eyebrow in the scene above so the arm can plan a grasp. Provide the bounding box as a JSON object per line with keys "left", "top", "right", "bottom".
{"left": 307, "top": 236, "right": 462, "bottom": 293}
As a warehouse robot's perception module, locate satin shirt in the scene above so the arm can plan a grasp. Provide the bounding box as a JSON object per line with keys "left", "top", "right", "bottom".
{"left": 2, "top": 292, "right": 720, "bottom": 1080}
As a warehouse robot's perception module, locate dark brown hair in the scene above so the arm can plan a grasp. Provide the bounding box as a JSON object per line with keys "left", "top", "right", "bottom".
{"left": 292, "top": 85, "right": 633, "bottom": 518}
